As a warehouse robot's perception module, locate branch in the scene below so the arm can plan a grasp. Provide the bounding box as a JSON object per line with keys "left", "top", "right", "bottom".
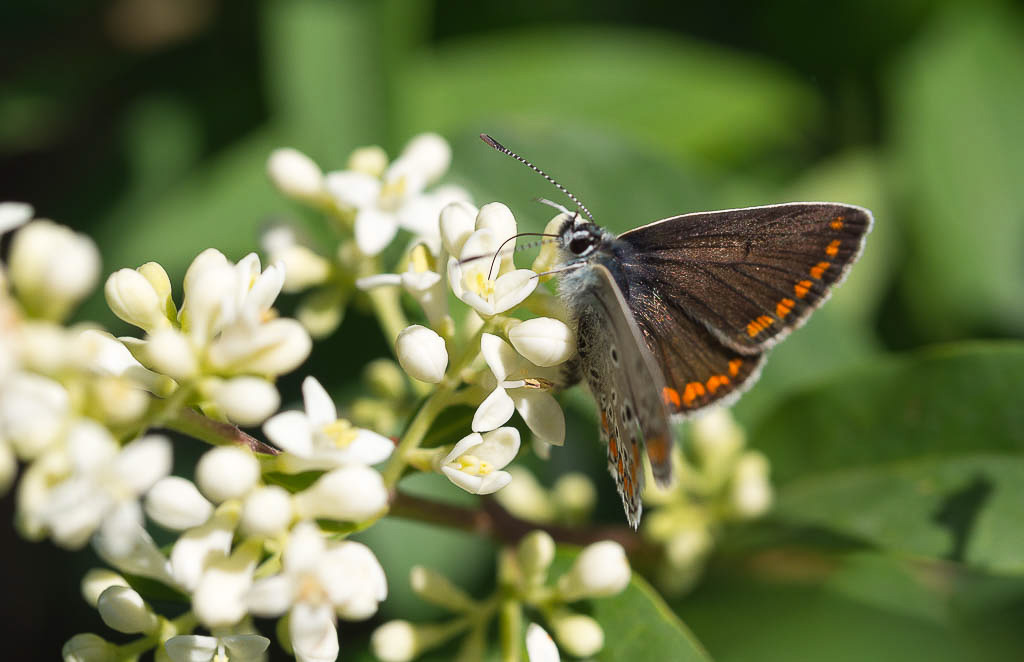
{"left": 389, "top": 490, "right": 652, "bottom": 555}
{"left": 164, "top": 408, "right": 280, "bottom": 455}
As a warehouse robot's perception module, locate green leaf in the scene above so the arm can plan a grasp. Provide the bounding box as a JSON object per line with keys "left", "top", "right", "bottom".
{"left": 889, "top": 4, "right": 1024, "bottom": 340}
{"left": 550, "top": 548, "right": 712, "bottom": 661}
{"left": 396, "top": 27, "right": 822, "bottom": 167}
{"left": 752, "top": 342, "right": 1024, "bottom": 571}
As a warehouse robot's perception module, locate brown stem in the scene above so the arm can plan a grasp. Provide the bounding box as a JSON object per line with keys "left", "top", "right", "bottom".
{"left": 389, "top": 490, "right": 651, "bottom": 555}
{"left": 164, "top": 408, "right": 280, "bottom": 455}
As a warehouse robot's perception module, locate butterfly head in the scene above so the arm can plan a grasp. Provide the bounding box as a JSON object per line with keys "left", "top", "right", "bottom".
{"left": 557, "top": 213, "right": 609, "bottom": 261}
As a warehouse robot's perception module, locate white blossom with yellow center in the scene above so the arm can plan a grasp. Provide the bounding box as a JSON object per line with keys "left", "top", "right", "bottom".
{"left": 357, "top": 242, "right": 449, "bottom": 326}
{"left": 438, "top": 427, "right": 520, "bottom": 495}
{"left": 263, "top": 376, "right": 394, "bottom": 471}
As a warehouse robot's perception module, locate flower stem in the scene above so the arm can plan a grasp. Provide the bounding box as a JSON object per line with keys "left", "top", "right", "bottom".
{"left": 164, "top": 408, "right": 280, "bottom": 454}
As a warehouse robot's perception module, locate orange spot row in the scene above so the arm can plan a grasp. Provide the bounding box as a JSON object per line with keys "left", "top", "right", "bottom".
{"left": 810, "top": 261, "right": 831, "bottom": 280}
{"left": 825, "top": 239, "right": 841, "bottom": 257}
{"left": 600, "top": 411, "right": 609, "bottom": 433}
{"left": 706, "top": 374, "right": 730, "bottom": 394}
{"left": 746, "top": 314, "right": 774, "bottom": 337}
{"left": 776, "top": 297, "right": 795, "bottom": 318}
{"left": 830, "top": 217, "right": 845, "bottom": 230}
{"left": 729, "top": 358, "right": 742, "bottom": 377}
{"left": 683, "top": 381, "right": 707, "bottom": 406}
{"left": 662, "top": 386, "right": 681, "bottom": 408}
{"left": 794, "top": 280, "right": 812, "bottom": 298}
{"left": 609, "top": 436, "right": 619, "bottom": 461}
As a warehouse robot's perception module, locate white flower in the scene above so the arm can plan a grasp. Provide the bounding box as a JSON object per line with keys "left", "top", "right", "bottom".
{"left": 196, "top": 446, "right": 261, "bottom": 504}
{"left": 41, "top": 423, "right": 171, "bottom": 551}
{"left": 292, "top": 465, "right": 388, "bottom": 522}
{"left": 357, "top": 243, "right": 448, "bottom": 326}
{"left": 439, "top": 201, "right": 478, "bottom": 256}
{"left": 507, "top": 318, "right": 576, "bottom": 367}
{"left": 7, "top": 219, "right": 100, "bottom": 320}
{"left": 247, "top": 522, "right": 387, "bottom": 662}
{"left": 191, "top": 539, "right": 261, "bottom": 628}
{"left": 264, "top": 376, "right": 394, "bottom": 471}
{"left": 517, "top": 531, "right": 556, "bottom": 586}
{"left": 395, "top": 325, "right": 447, "bottom": 384}
{"left": 81, "top": 569, "right": 130, "bottom": 608}
{"left": 473, "top": 334, "right": 565, "bottom": 448}
{"left": 144, "top": 476, "right": 214, "bottom": 531}
{"left": 325, "top": 134, "right": 467, "bottom": 256}
{"left": 0, "top": 201, "right": 33, "bottom": 234}
{"left": 240, "top": 485, "right": 293, "bottom": 537}
{"left": 165, "top": 634, "right": 270, "bottom": 662}
{"left": 557, "top": 541, "right": 631, "bottom": 601}
{"left": 261, "top": 225, "right": 331, "bottom": 292}
{"left": 268, "top": 148, "right": 326, "bottom": 202}
{"left": 446, "top": 205, "right": 538, "bottom": 318}
{"left": 438, "top": 428, "right": 520, "bottom": 495}
{"left": 525, "top": 623, "right": 560, "bottom": 662}
{"left": 97, "top": 586, "right": 159, "bottom": 635}
{"left": 104, "top": 267, "right": 172, "bottom": 332}
{"left": 92, "top": 518, "right": 176, "bottom": 586}
{"left": 170, "top": 505, "right": 240, "bottom": 592}
{"left": 0, "top": 372, "right": 70, "bottom": 459}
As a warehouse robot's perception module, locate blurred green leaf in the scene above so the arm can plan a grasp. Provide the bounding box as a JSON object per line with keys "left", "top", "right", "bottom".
{"left": 397, "top": 27, "right": 822, "bottom": 167}
{"left": 889, "top": 3, "right": 1024, "bottom": 340}
{"left": 752, "top": 342, "right": 1024, "bottom": 569}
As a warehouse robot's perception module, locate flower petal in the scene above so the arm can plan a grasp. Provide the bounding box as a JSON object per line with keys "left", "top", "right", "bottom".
{"left": 475, "top": 471, "right": 513, "bottom": 495}
{"left": 513, "top": 390, "right": 566, "bottom": 446}
{"left": 355, "top": 207, "right": 398, "bottom": 257}
{"left": 441, "top": 466, "right": 484, "bottom": 494}
{"left": 302, "top": 376, "right": 338, "bottom": 427}
{"left": 290, "top": 602, "right": 340, "bottom": 662}
{"left": 474, "top": 427, "right": 521, "bottom": 469}
{"left": 480, "top": 333, "right": 521, "bottom": 382}
{"left": 508, "top": 317, "right": 576, "bottom": 367}
{"left": 471, "top": 387, "right": 515, "bottom": 433}
{"left": 263, "top": 411, "right": 315, "bottom": 457}
{"left": 164, "top": 634, "right": 218, "bottom": 662}
{"left": 246, "top": 574, "right": 296, "bottom": 617}
{"left": 324, "top": 170, "right": 380, "bottom": 209}
{"left": 345, "top": 429, "right": 395, "bottom": 465}
{"left": 442, "top": 432, "right": 483, "bottom": 466}
{"left": 492, "top": 269, "right": 538, "bottom": 314}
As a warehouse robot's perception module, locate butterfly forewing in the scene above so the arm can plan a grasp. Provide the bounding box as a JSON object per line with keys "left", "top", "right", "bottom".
{"left": 618, "top": 203, "right": 873, "bottom": 354}
{"left": 572, "top": 263, "right": 675, "bottom": 528}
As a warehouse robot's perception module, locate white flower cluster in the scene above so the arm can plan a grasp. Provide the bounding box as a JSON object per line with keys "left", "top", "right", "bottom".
{"left": 371, "top": 532, "right": 632, "bottom": 662}
{"left": 642, "top": 407, "right": 773, "bottom": 594}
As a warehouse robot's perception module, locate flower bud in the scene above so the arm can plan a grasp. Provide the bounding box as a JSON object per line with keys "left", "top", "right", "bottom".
{"left": 494, "top": 466, "right": 556, "bottom": 523}
{"left": 439, "top": 201, "right": 478, "bottom": 256}
{"left": 196, "top": 447, "right": 260, "bottom": 503}
{"left": 552, "top": 473, "right": 597, "bottom": 523}
{"left": 211, "top": 376, "right": 281, "bottom": 426}
{"left": 532, "top": 214, "right": 570, "bottom": 276}
{"left": 550, "top": 611, "right": 604, "bottom": 657}
{"left": 267, "top": 148, "right": 324, "bottom": 201}
{"left": 296, "top": 287, "right": 345, "bottom": 339}
{"left": 557, "top": 541, "right": 631, "bottom": 601}
{"left": 293, "top": 465, "right": 388, "bottom": 522}
{"left": 62, "top": 633, "right": 117, "bottom": 662}
{"left": 104, "top": 268, "right": 169, "bottom": 331}
{"left": 508, "top": 317, "right": 575, "bottom": 367}
{"left": 240, "top": 485, "right": 293, "bottom": 537}
{"left": 97, "top": 586, "right": 158, "bottom": 634}
{"left": 410, "top": 565, "right": 477, "bottom": 612}
{"left": 365, "top": 358, "right": 407, "bottom": 401}
{"left": 475, "top": 203, "right": 516, "bottom": 268}
{"left": 145, "top": 476, "right": 214, "bottom": 530}
{"left": 0, "top": 201, "right": 33, "bottom": 233}
{"left": 730, "top": 451, "right": 773, "bottom": 518}
{"left": 8, "top": 220, "right": 100, "bottom": 321}
{"left": 395, "top": 324, "right": 447, "bottom": 383}
{"left": 207, "top": 317, "right": 312, "bottom": 376}
{"left": 144, "top": 328, "right": 199, "bottom": 380}
{"left": 517, "top": 530, "right": 555, "bottom": 586}
{"left": 690, "top": 407, "right": 744, "bottom": 484}
{"left": 81, "top": 569, "right": 129, "bottom": 608}
{"left": 665, "top": 526, "right": 714, "bottom": 570}
{"left": 371, "top": 620, "right": 417, "bottom": 662}
{"left": 347, "top": 145, "right": 389, "bottom": 177}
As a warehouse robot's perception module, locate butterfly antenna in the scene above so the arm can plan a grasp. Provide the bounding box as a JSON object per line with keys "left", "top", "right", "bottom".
{"left": 485, "top": 232, "right": 559, "bottom": 280}
{"left": 480, "top": 134, "right": 595, "bottom": 223}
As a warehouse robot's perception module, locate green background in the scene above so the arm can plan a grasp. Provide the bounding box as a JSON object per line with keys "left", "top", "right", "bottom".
{"left": 2, "top": 0, "right": 1023, "bottom": 659}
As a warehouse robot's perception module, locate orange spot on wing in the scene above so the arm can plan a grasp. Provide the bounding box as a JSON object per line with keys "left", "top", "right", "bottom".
{"left": 682, "top": 382, "right": 707, "bottom": 406}
{"left": 826, "top": 239, "right": 841, "bottom": 257}
{"left": 728, "top": 358, "right": 742, "bottom": 377}
{"left": 795, "top": 280, "right": 812, "bottom": 298}
{"left": 830, "top": 217, "right": 844, "bottom": 230}
{"left": 647, "top": 437, "right": 669, "bottom": 464}
{"left": 776, "top": 297, "right": 795, "bottom": 318}
{"left": 746, "top": 314, "right": 775, "bottom": 337}
{"left": 706, "top": 374, "right": 730, "bottom": 394}
{"left": 616, "top": 453, "right": 624, "bottom": 477}
{"left": 600, "top": 411, "right": 608, "bottom": 433}
{"left": 623, "top": 473, "right": 633, "bottom": 496}
{"left": 810, "top": 261, "right": 831, "bottom": 280}
{"left": 662, "top": 387, "right": 681, "bottom": 408}
{"left": 608, "top": 435, "right": 618, "bottom": 460}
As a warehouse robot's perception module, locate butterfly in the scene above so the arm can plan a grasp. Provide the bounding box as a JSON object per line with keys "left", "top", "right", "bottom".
{"left": 481, "top": 135, "right": 873, "bottom": 528}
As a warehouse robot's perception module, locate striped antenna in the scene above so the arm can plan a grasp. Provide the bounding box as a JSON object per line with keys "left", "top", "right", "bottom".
{"left": 480, "top": 134, "right": 595, "bottom": 222}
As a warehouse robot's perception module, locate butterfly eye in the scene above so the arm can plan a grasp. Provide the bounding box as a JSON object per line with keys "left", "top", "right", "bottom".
{"left": 569, "top": 235, "right": 593, "bottom": 255}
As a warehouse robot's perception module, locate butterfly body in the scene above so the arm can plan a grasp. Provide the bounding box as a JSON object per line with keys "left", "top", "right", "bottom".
{"left": 552, "top": 203, "right": 873, "bottom": 528}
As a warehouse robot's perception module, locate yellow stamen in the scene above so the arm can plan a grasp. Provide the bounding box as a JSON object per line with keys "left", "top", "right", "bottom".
{"left": 322, "top": 419, "right": 358, "bottom": 448}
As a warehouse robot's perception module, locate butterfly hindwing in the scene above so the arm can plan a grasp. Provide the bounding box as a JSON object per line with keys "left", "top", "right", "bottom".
{"left": 618, "top": 202, "right": 872, "bottom": 354}
{"left": 571, "top": 263, "right": 674, "bottom": 528}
